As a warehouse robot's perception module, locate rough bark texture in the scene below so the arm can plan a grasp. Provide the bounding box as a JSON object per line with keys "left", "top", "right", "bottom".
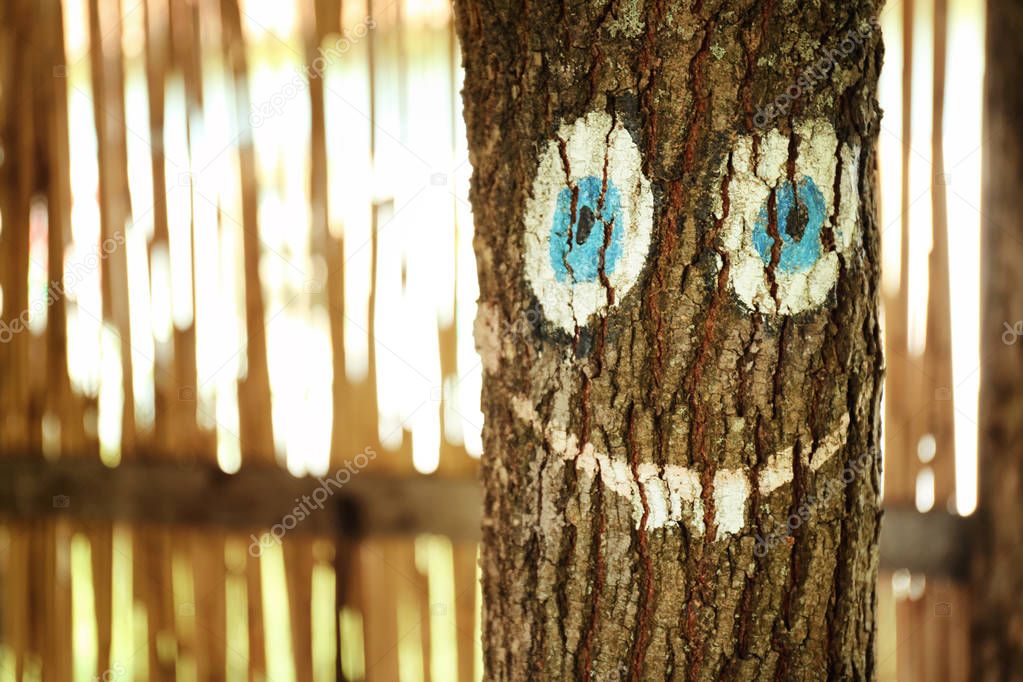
{"left": 971, "top": 0, "right": 1023, "bottom": 678}
{"left": 453, "top": 1, "right": 884, "bottom": 679}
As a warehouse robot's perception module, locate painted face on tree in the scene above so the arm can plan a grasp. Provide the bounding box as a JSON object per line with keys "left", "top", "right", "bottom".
{"left": 718, "top": 118, "right": 861, "bottom": 315}
{"left": 524, "top": 111, "right": 653, "bottom": 333}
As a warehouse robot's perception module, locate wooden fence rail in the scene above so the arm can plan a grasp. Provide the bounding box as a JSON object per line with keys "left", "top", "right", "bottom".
{"left": 0, "top": 456, "right": 482, "bottom": 542}
{"left": 0, "top": 456, "right": 967, "bottom": 578}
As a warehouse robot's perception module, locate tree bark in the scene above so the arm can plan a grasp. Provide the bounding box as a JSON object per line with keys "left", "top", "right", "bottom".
{"left": 971, "top": 0, "right": 1023, "bottom": 678}
{"left": 452, "top": 0, "right": 883, "bottom": 678}
{"left": 454, "top": 1, "right": 885, "bottom": 679}
{"left": 456, "top": 1, "right": 887, "bottom": 678}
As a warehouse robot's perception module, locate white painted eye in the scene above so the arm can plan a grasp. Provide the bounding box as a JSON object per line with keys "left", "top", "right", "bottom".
{"left": 524, "top": 111, "right": 654, "bottom": 333}
{"left": 719, "top": 119, "right": 860, "bottom": 315}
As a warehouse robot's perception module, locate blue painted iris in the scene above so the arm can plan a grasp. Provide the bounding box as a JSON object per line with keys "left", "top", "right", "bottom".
{"left": 752, "top": 176, "right": 827, "bottom": 273}
{"left": 549, "top": 175, "right": 624, "bottom": 283}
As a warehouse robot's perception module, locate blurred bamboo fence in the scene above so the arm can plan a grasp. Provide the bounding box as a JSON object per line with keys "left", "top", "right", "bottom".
{"left": 1, "top": 0, "right": 481, "bottom": 679}
{"left": 0, "top": 0, "right": 988, "bottom": 680}
{"left": 875, "top": 0, "right": 985, "bottom": 678}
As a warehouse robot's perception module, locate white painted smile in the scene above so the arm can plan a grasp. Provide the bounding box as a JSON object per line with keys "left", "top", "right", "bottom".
{"left": 546, "top": 414, "right": 850, "bottom": 540}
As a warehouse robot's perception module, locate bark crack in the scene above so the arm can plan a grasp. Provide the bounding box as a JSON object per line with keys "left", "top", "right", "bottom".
{"left": 626, "top": 405, "right": 655, "bottom": 680}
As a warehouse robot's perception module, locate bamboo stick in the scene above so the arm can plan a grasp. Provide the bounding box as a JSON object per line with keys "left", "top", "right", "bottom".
{"left": 168, "top": 0, "right": 202, "bottom": 460}
{"left": 453, "top": 542, "right": 478, "bottom": 682}
{"left": 5, "top": 526, "right": 29, "bottom": 679}
{"left": 143, "top": 0, "right": 176, "bottom": 454}
{"left": 87, "top": 0, "right": 138, "bottom": 460}
{"left": 218, "top": 0, "right": 277, "bottom": 467}
{"left": 192, "top": 530, "right": 228, "bottom": 682}
{"left": 284, "top": 540, "right": 315, "bottom": 682}
{"left": 245, "top": 543, "right": 269, "bottom": 681}
{"left": 42, "top": 0, "right": 79, "bottom": 455}
{"left": 921, "top": 0, "right": 965, "bottom": 674}
{"left": 925, "top": 0, "right": 956, "bottom": 507}
{"left": 893, "top": 1, "right": 920, "bottom": 680}
{"left": 360, "top": 539, "right": 401, "bottom": 682}
{"left": 0, "top": 0, "right": 36, "bottom": 452}
{"left": 44, "top": 522, "right": 74, "bottom": 681}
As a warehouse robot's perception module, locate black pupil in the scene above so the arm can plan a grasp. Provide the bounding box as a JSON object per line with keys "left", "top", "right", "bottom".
{"left": 575, "top": 205, "right": 596, "bottom": 245}
{"left": 789, "top": 197, "right": 810, "bottom": 241}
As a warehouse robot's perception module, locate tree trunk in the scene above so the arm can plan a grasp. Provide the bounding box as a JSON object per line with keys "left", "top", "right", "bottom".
{"left": 454, "top": 1, "right": 885, "bottom": 679}
{"left": 971, "top": 0, "right": 1023, "bottom": 678}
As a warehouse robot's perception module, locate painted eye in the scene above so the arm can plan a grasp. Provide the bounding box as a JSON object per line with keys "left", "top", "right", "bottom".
{"left": 524, "top": 111, "right": 653, "bottom": 333}
{"left": 751, "top": 176, "right": 827, "bottom": 274}
{"left": 720, "top": 119, "right": 860, "bottom": 315}
{"left": 548, "top": 176, "right": 624, "bottom": 283}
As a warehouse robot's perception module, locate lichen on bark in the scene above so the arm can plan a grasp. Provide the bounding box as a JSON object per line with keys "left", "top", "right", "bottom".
{"left": 454, "top": 1, "right": 885, "bottom": 679}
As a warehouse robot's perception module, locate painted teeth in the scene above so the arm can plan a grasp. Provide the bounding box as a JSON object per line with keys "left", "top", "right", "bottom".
{"left": 550, "top": 413, "right": 850, "bottom": 539}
